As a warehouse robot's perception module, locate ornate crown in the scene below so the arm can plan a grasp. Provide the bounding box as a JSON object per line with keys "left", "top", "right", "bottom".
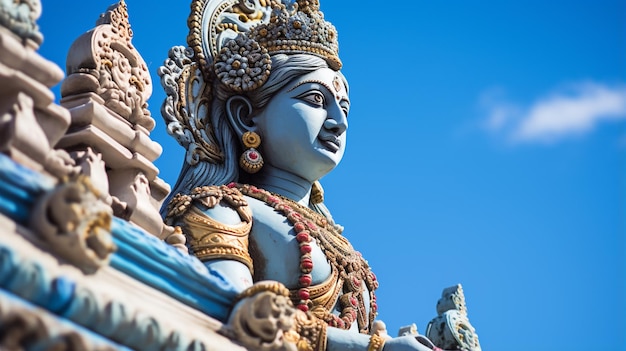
{"left": 188, "top": 0, "right": 341, "bottom": 92}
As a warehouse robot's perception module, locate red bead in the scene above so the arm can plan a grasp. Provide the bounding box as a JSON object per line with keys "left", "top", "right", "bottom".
{"left": 306, "top": 221, "right": 317, "bottom": 230}
{"left": 227, "top": 182, "right": 236, "bottom": 188}
{"left": 370, "top": 272, "right": 377, "bottom": 281}
{"left": 372, "top": 303, "right": 378, "bottom": 311}
{"left": 300, "top": 245, "right": 312, "bottom": 254}
{"left": 298, "top": 289, "right": 310, "bottom": 300}
{"left": 267, "top": 196, "right": 279, "bottom": 204}
{"left": 300, "top": 258, "right": 313, "bottom": 269}
{"left": 299, "top": 274, "right": 312, "bottom": 287}
{"left": 297, "top": 304, "right": 309, "bottom": 312}
{"left": 349, "top": 297, "right": 358, "bottom": 307}
{"left": 294, "top": 223, "right": 306, "bottom": 232}
{"left": 296, "top": 232, "right": 310, "bottom": 242}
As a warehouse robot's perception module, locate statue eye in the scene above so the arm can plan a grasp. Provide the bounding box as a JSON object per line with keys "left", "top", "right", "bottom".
{"left": 297, "top": 91, "right": 325, "bottom": 107}
{"left": 340, "top": 101, "right": 350, "bottom": 117}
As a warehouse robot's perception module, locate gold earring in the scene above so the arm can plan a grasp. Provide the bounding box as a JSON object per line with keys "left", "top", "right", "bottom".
{"left": 239, "top": 131, "right": 264, "bottom": 173}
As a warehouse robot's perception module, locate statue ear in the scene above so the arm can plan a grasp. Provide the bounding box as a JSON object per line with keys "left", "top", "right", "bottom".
{"left": 225, "top": 95, "right": 255, "bottom": 137}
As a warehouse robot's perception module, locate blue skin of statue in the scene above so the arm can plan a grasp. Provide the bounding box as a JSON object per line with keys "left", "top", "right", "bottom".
{"left": 201, "top": 68, "right": 432, "bottom": 351}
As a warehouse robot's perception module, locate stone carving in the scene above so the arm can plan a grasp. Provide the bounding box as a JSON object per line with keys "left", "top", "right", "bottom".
{"left": 0, "top": 92, "right": 75, "bottom": 178}
{"left": 0, "top": 20, "right": 75, "bottom": 178}
{"left": 0, "top": 223, "right": 242, "bottom": 351}
{"left": 426, "top": 285, "right": 481, "bottom": 351}
{"left": 227, "top": 285, "right": 298, "bottom": 351}
{"left": 58, "top": 1, "right": 173, "bottom": 238}
{"left": 70, "top": 147, "right": 111, "bottom": 203}
{"left": 30, "top": 176, "right": 116, "bottom": 274}
{"left": 158, "top": 1, "right": 484, "bottom": 350}
{"left": 159, "top": 45, "right": 224, "bottom": 167}
{"left": 0, "top": 0, "right": 42, "bottom": 45}
{"left": 63, "top": 0, "right": 152, "bottom": 130}
{"left": 0, "top": 300, "right": 117, "bottom": 351}
{"left": 0, "top": 92, "right": 49, "bottom": 167}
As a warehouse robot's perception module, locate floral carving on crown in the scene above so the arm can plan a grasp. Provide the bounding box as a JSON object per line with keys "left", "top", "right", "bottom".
{"left": 188, "top": 0, "right": 341, "bottom": 92}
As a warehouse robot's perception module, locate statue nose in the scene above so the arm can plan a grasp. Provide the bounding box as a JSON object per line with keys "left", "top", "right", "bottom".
{"left": 324, "top": 108, "right": 348, "bottom": 135}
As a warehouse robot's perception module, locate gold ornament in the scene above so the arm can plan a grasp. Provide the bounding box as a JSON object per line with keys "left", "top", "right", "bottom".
{"left": 310, "top": 181, "right": 324, "bottom": 204}
{"left": 165, "top": 185, "right": 254, "bottom": 273}
{"left": 189, "top": 0, "right": 342, "bottom": 92}
{"left": 239, "top": 131, "right": 264, "bottom": 173}
{"left": 368, "top": 333, "right": 386, "bottom": 351}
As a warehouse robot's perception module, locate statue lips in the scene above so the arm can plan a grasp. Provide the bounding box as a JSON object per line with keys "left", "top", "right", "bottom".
{"left": 318, "top": 134, "right": 341, "bottom": 153}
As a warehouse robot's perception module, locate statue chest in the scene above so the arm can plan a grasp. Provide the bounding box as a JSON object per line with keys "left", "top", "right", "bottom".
{"left": 248, "top": 199, "right": 332, "bottom": 288}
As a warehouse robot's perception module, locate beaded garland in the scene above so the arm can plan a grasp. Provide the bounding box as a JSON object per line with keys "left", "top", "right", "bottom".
{"left": 230, "top": 183, "right": 379, "bottom": 333}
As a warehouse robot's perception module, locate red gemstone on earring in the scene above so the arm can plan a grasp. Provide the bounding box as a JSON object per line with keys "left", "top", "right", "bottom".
{"left": 248, "top": 151, "right": 258, "bottom": 160}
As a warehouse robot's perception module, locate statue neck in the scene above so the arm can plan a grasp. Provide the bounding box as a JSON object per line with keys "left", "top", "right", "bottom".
{"left": 250, "top": 166, "right": 312, "bottom": 205}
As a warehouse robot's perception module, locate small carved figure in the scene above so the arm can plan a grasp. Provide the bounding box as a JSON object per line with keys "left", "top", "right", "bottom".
{"left": 0, "top": 0, "right": 43, "bottom": 43}
{"left": 30, "top": 176, "right": 116, "bottom": 274}
{"left": 161, "top": 1, "right": 480, "bottom": 350}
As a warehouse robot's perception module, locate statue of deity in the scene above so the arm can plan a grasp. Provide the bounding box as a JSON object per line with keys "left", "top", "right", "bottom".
{"left": 159, "top": 1, "right": 480, "bottom": 350}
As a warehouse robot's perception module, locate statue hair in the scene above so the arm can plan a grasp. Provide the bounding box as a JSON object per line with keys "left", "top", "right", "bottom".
{"left": 164, "top": 54, "right": 347, "bottom": 212}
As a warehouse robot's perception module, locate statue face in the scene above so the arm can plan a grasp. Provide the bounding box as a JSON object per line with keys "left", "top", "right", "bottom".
{"left": 252, "top": 67, "right": 350, "bottom": 182}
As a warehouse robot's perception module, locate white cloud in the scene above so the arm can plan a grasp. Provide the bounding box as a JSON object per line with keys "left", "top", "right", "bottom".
{"left": 481, "top": 82, "right": 626, "bottom": 143}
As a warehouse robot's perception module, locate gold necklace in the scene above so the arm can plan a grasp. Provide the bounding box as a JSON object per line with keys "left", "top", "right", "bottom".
{"left": 232, "top": 183, "right": 379, "bottom": 333}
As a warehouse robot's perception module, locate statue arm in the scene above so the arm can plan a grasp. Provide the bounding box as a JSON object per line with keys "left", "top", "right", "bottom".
{"left": 326, "top": 328, "right": 434, "bottom": 351}
{"left": 165, "top": 185, "right": 255, "bottom": 292}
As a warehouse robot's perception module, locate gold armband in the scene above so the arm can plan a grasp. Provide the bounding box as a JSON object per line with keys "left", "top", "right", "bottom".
{"left": 168, "top": 186, "right": 254, "bottom": 273}
{"left": 184, "top": 205, "right": 253, "bottom": 270}
{"left": 368, "top": 333, "right": 386, "bottom": 351}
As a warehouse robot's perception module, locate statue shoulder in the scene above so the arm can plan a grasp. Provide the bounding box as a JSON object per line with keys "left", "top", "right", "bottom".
{"left": 166, "top": 185, "right": 252, "bottom": 223}
{"left": 165, "top": 185, "right": 254, "bottom": 272}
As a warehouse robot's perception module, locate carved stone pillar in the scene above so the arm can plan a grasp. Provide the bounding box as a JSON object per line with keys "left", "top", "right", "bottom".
{"left": 58, "top": 1, "right": 172, "bottom": 238}
{"left": 0, "top": 1, "right": 74, "bottom": 178}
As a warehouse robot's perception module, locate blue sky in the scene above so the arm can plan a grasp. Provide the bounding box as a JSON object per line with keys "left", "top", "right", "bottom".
{"left": 38, "top": 0, "right": 624, "bottom": 349}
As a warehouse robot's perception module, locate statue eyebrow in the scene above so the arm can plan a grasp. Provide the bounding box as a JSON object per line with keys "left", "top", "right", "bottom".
{"left": 287, "top": 79, "right": 335, "bottom": 95}
{"left": 288, "top": 79, "right": 350, "bottom": 105}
